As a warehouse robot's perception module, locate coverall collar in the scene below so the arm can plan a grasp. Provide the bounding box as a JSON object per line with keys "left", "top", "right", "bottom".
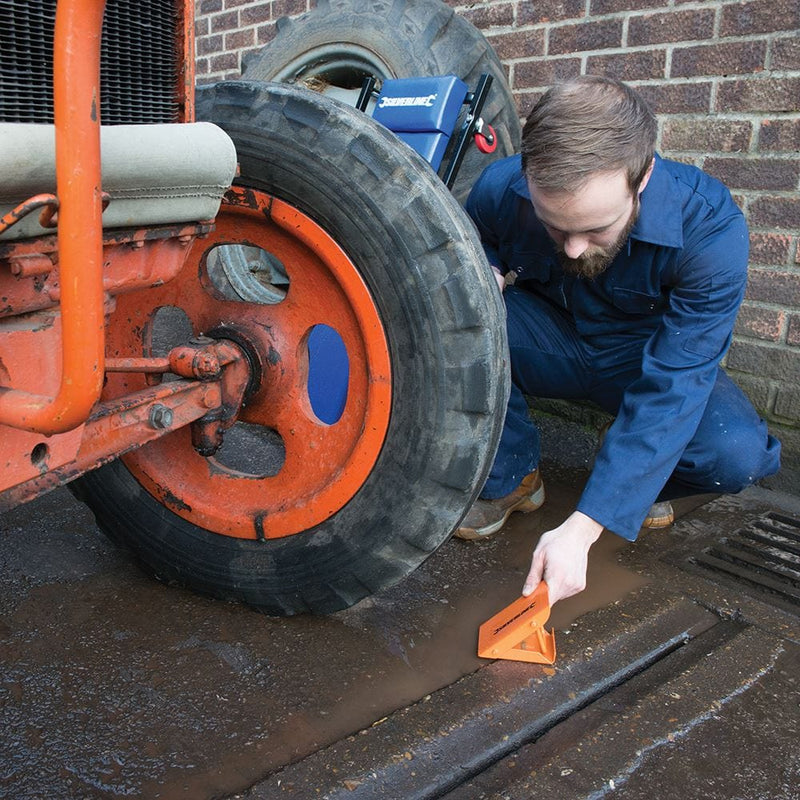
{"left": 510, "top": 154, "right": 684, "bottom": 250}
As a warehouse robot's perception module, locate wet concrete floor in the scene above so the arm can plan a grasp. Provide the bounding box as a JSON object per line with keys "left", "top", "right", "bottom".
{"left": 1, "top": 455, "right": 799, "bottom": 798}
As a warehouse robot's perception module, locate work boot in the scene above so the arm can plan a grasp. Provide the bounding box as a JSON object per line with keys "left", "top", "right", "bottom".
{"left": 642, "top": 500, "right": 674, "bottom": 529}
{"left": 455, "top": 470, "right": 545, "bottom": 541}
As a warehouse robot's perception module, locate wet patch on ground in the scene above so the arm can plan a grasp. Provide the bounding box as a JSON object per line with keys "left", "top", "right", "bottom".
{"left": 0, "top": 466, "right": 654, "bottom": 799}
{"left": 2, "top": 469, "right": 798, "bottom": 798}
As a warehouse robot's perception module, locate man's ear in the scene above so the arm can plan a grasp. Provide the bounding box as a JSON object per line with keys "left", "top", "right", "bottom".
{"left": 637, "top": 157, "right": 656, "bottom": 196}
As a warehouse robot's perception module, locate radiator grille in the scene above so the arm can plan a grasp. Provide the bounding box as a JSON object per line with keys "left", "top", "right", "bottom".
{"left": 0, "top": 0, "right": 181, "bottom": 124}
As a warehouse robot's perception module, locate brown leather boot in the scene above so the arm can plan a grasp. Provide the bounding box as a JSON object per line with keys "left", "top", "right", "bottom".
{"left": 455, "top": 470, "right": 545, "bottom": 541}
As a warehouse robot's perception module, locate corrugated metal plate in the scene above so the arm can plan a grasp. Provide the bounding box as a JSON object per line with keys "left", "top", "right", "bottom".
{"left": 689, "top": 512, "right": 800, "bottom": 609}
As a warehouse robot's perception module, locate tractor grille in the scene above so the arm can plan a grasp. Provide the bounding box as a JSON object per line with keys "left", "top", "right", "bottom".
{"left": 0, "top": 0, "right": 181, "bottom": 124}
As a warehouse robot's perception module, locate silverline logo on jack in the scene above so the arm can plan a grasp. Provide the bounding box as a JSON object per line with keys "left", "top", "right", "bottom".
{"left": 378, "top": 93, "right": 438, "bottom": 108}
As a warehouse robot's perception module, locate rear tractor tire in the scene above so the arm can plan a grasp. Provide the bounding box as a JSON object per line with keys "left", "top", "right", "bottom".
{"left": 241, "top": 0, "right": 521, "bottom": 203}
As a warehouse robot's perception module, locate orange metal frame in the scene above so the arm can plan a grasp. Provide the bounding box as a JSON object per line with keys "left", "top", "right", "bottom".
{"left": 0, "top": 0, "right": 231, "bottom": 507}
{"left": 0, "top": 0, "right": 195, "bottom": 436}
{"left": 0, "top": 0, "right": 106, "bottom": 435}
{"left": 180, "top": 0, "right": 196, "bottom": 122}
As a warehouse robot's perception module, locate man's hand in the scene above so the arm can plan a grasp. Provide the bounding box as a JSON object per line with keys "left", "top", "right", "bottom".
{"left": 491, "top": 265, "right": 506, "bottom": 292}
{"left": 522, "top": 511, "right": 603, "bottom": 604}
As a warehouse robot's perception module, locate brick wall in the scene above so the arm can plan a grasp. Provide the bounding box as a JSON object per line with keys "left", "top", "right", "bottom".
{"left": 196, "top": 0, "right": 800, "bottom": 488}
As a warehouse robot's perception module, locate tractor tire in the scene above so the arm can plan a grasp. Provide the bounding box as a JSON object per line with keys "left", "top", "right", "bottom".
{"left": 241, "top": 0, "right": 520, "bottom": 203}
{"left": 72, "top": 81, "right": 509, "bottom": 615}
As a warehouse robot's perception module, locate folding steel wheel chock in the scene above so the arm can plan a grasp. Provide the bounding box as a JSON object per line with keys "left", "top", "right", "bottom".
{"left": 478, "top": 581, "right": 557, "bottom": 665}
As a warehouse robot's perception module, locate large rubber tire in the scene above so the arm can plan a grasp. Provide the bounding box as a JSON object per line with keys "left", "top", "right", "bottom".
{"left": 72, "top": 81, "right": 509, "bottom": 615}
{"left": 241, "top": 0, "right": 520, "bottom": 203}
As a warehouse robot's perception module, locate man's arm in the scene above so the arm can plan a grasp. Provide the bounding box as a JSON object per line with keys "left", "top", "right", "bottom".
{"left": 523, "top": 511, "right": 603, "bottom": 603}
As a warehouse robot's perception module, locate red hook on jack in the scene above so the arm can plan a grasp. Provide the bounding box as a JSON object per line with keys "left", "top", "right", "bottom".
{"left": 475, "top": 123, "right": 497, "bottom": 154}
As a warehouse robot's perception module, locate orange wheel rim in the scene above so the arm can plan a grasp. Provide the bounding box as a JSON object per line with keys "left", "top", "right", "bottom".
{"left": 113, "top": 187, "right": 391, "bottom": 539}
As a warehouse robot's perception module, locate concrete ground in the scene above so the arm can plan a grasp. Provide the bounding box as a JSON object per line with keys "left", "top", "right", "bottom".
{"left": 1, "top": 418, "right": 799, "bottom": 799}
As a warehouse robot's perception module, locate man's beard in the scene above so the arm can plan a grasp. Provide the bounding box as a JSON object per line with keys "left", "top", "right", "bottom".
{"left": 557, "top": 204, "right": 639, "bottom": 280}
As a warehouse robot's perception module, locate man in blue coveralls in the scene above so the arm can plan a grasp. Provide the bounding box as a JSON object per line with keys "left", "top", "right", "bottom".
{"left": 455, "top": 76, "right": 780, "bottom": 605}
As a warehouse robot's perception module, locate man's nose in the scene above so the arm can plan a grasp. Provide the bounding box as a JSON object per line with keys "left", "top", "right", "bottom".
{"left": 563, "top": 234, "right": 590, "bottom": 259}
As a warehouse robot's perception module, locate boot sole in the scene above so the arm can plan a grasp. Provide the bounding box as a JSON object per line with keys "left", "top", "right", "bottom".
{"left": 642, "top": 512, "right": 674, "bottom": 529}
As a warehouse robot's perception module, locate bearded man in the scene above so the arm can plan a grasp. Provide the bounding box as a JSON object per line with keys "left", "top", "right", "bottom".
{"left": 456, "top": 76, "right": 781, "bottom": 605}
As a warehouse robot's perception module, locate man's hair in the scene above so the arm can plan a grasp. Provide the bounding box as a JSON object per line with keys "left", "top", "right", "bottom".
{"left": 521, "top": 76, "right": 657, "bottom": 194}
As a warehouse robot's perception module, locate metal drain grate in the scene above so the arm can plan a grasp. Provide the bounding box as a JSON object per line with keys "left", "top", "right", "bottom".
{"left": 690, "top": 512, "right": 800, "bottom": 608}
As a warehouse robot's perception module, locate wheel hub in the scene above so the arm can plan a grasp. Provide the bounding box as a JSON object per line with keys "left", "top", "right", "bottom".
{"left": 107, "top": 186, "right": 392, "bottom": 540}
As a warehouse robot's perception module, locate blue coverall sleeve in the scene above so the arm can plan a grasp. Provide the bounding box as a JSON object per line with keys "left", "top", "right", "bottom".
{"left": 465, "top": 162, "right": 513, "bottom": 272}
{"left": 576, "top": 208, "right": 750, "bottom": 540}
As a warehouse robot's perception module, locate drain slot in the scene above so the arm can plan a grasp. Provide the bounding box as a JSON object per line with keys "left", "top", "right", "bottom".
{"left": 691, "top": 512, "right": 800, "bottom": 608}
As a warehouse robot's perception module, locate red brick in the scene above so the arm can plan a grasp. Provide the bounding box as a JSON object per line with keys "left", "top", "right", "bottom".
{"left": 744, "top": 269, "right": 800, "bottom": 306}
{"left": 488, "top": 30, "right": 546, "bottom": 61}
{"left": 257, "top": 23, "right": 278, "bottom": 45}
{"left": 704, "top": 157, "right": 800, "bottom": 191}
{"left": 726, "top": 340, "right": 800, "bottom": 382}
{"left": 772, "top": 35, "right": 800, "bottom": 69}
{"left": 720, "top": 0, "right": 800, "bottom": 37}
{"left": 195, "top": 17, "right": 210, "bottom": 37}
{"left": 196, "top": 33, "right": 223, "bottom": 56}
{"left": 518, "top": 0, "right": 585, "bottom": 24}
{"left": 760, "top": 119, "right": 800, "bottom": 152}
{"left": 211, "top": 9, "right": 240, "bottom": 32}
{"left": 749, "top": 233, "right": 793, "bottom": 265}
{"left": 635, "top": 81, "right": 712, "bottom": 114}
{"left": 461, "top": 2, "right": 514, "bottom": 29}
{"left": 716, "top": 77, "right": 800, "bottom": 113}
{"left": 590, "top": 0, "right": 662, "bottom": 13}
{"left": 671, "top": 154, "right": 702, "bottom": 168}
{"left": 241, "top": 3, "right": 271, "bottom": 25}
{"left": 734, "top": 304, "right": 786, "bottom": 342}
{"left": 671, "top": 40, "right": 768, "bottom": 79}
{"left": 514, "top": 57, "right": 582, "bottom": 88}
{"left": 749, "top": 196, "right": 800, "bottom": 230}
{"left": 586, "top": 50, "right": 666, "bottom": 81}
{"left": 274, "top": 0, "right": 308, "bottom": 15}
{"left": 774, "top": 387, "right": 800, "bottom": 419}
{"left": 199, "top": 0, "right": 223, "bottom": 13}
{"left": 627, "top": 9, "right": 715, "bottom": 47}
{"left": 225, "top": 0, "right": 255, "bottom": 7}
{"left": 661, "top": 119, "right": 752, "bottom": 153}
{"left": 788, "top": 315, "right": 800, "bottom": 346}
{"left": 549, "top": 19, "right": 623, "bottom": 56}
{"left": 225, "top": 28, "right": 255, "bottom": 50}
{"left": 210, "top": 52, "right": 239, "bottom": 72}
{"left": 773, "top": 386, "right": 800, "bottom": 420}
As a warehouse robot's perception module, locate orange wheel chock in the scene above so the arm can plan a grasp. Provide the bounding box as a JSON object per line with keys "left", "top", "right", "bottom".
{"left": 477, "top": 581, "right": 556, "bottom": 665}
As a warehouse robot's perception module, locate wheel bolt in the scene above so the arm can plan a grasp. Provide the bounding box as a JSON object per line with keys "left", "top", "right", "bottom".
{"left": 149, "top": 404, "right": 174, "bottom": 430}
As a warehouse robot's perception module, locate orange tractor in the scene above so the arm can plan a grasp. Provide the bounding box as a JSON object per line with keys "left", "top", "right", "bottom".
{"left": 0, "top": 0, "right": 512, "bottom": 614}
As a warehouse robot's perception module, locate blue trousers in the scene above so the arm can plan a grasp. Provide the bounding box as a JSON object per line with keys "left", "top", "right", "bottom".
{"left": 483, "top": 286, "right": 781, "bottom": 501}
